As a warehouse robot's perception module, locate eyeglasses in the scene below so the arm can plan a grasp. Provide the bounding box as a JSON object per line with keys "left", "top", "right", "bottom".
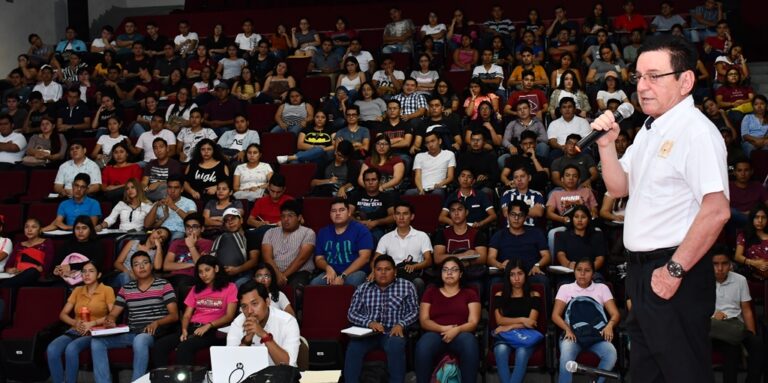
{"left": 255, "top": 274, "right": 272, "bottom": 281}
{"left": 631, "top": 70, "right": 684, "bottom": 83}
{"left": 442, "top": 267, "right": 460, "bottom": 274}
{"left": 185, "top": 224, "right": 201, "bottom": 229}
{"left": 509, "top": 212, "right": 525, "bottom": 219}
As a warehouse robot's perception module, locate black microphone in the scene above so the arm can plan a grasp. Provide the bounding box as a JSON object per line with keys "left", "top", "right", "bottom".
{"left": 576, "top": 103, "right": 635, "bottom": 152}
{"left": 565, "top": 361, "right": 620, "bottom": 380}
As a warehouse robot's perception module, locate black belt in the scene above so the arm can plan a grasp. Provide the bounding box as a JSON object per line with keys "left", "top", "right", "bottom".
{"left": 626, "top": 247, "right": 678, "bottom": 264}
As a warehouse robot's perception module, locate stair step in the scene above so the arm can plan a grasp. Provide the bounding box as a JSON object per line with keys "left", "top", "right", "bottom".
{"left": 748, "top": 62, "right": 768, "bottom": 73}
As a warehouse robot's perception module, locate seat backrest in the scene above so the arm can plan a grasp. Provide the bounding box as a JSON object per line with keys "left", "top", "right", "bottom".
{"left": 280, "top": 163, "right": 318, "bottom": 198}
{"left": 260, "top": 132, "right": 297, "bottom": 164}
{"left": 2, "top": 287, "right": 66, "bottom": 339}
{"left": 0, "top": 204, "right": 25, "bottom": 235}
{"left": 300, "top": 76, "right": 332, "bottom": 104}
{"left": 751, "top": 150, "right": 768, "bottom": 182}
{"left": 22, "top": 169, "right": 57, "bottom": 201}
{"left": 26, "top": 203, "right": 59, "bottom": 227}
{"left": 247, "top": 103, "right": 280, "bottom": 133}
{"left": 300, "top": 285, "right": 355, "bottom": 338}
{"left": 0, "top": 170, "right": 26, "bottom": 202}
{"left": 300, "top": 197, "right": 333, "bottom": 233}
{"left": 286, "top": 56, "right": 311, "bottom": 82}
{"left": 401, "top": 194, "right": 443, "bottom": 233}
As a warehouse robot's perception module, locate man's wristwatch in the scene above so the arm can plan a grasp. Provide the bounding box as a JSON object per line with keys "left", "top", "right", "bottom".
{"left": 260, "top": 333, "right": 274, "bottom": 344}
{"left": 666, "top": 260, "right": 686, "bottom": 278}
{"left": 340, "top": 273, "right": 347, "bottom": 280}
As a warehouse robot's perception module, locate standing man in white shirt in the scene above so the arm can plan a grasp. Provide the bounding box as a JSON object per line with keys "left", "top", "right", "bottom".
{"left": 174, "top": 20, "right": 198, "bottom": 58}
{"left": 374, "top": 201, "right": 433, "bottom": 293}
{"left": 592, "top": 34, "right": 730, "bottom": 383}
{"left": 226, "top": 281, "right": 300, "bottom": 367}
{"left": 234, "top": 18, "right": 262, "bottom": 58}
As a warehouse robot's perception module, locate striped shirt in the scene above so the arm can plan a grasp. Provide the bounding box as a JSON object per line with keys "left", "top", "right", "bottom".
{"left": 484, "top": 19, "right": 515, "bottom": 36}
{"left": 116, "top": 277, "right": 176, "bottom": 333}
{"left": 347, "top": 278, "right": 419, "bottom": 331}
{"left": 262, "top": 225, "right": 316, "bottom": 273}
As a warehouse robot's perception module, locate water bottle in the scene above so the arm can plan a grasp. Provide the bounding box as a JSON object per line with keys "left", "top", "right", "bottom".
{"left": 79, "top": 307, "right": 91, "bottom": 322}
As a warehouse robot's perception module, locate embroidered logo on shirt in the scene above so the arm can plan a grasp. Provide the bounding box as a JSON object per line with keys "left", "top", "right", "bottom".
{"left": 658, "top": 140, "right": 674, "bottom": 158}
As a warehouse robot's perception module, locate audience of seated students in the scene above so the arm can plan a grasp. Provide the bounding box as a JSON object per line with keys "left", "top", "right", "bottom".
{"left": 457, "top": 133, "right": 499, "bottom": 193}
{"left": 439, "top": 168, "right": 497, "bottom": 230}
{"left": 375, "top": 201, "right": 433, "bottom": 292}
{"left": 500, "top": 131, "right": 549, "bottom": 195}
{"left": 247, "top": 173, "right": 293, "bottom": 239}
{"left": 144, "top": 174, "right": 197, "bottom": 241}
{"left": 272, "top": 88, "right": 314, "bottom": 136}
{"left": 253, "top": 262, "right": 296, "bottom": 316}
{"left": 0, "top": 113, "right": 26, "bottom": 169}
{"left": 409, "top": 131, "right": 456, "bottom": 198}
{"left": 233, "top": 143, "right": 273, "bottom": 201}
{"left": 277, "top": 110, "right": 335, "bottom": 166}
{"left": 552, "top": 258, "right": 619, "bottom": 383}
{"left": 554, "top": 205, "right": 606, "bottom": 282}
{"left": 310, "top": 198, "right": 373, "bottom": 287}
{"left": 47, "top": 260, "right": 114, "bottom": 383}
{"left": 153, "top": 255, "right": 237, "bottom": 367}
{"left": 506, "top": 71, "right": 548, "bottom": 121}
{"left": 261, "top": 200, "right": 316, "bottom": 289}
{"left": 358, "top": 133, "right": 405, "bottom": 193}
{"left": 348, "top": 168, "right": 395, "bottom": 243}
{"left": 493, "top": 259, "right": 543, "bottom": 383}
{"left": 546, "top": 98, "right": 592, "bottom": 159}
{"left": 465, "top": 79, "right": 500, "bottom": 121}
{"left": 164, "top": 87, "right": 197, "bottom": 134}
{"left": 217, "top": 113, "right": 260, "bottom": 163}
{"left": 202, "top": 180, "right": 244, "bottom": 233}
{"left": 740, "top": 94, "right": 768, "bottom": 157}
{"left": 226, "top": 280, "right": 301, "bottom": 366}
{"left": 549, "top": 70, "right": 591, "bottom": 119}
{"left": 44, "top": 173, "right": 101, "bottom": 232}
{"left": 344, "top": 254, "right": 419, "bottom": 383}
{"left": 710, "top": 246, "right": 766, "bottom": 383}
{"left": 734, "top": 205, "right": 768, "bottom": 280}
{"left": 1, "top": 218, "right": 53, "bottom": 287}
{"left": 203, "top": 82, "right": 242, "bottom": 136}
{"left": 163, "top": 213, "right": 212, "bottom": 288}
{"left": 112, "top": 227, "right": 170, "bottom": 288}
{"left": 183, "top": 139, "right": 231, "bottom": 204}
{"left": 97, "top": 178, "right": 152, "bottom": 232}
{"left": 509, "top": 47, "right": 548, "bottom": 91}
{"left": 546, "top": 165, "right": 599, "bottom": 227}
{"left": 52, "top": 216, "right": 103, "bottom": 283}
{"left": 5, "top": 7, "right": 768, "bottom": 381}
{"left": 550, "top": 134, "right": 599, "bottom": 189}
{"left": 415, "top": 256, "right": 481, "bottom": 383}
{"left": 728, "top": 159, "right": 768, "bottom": 229}
{"left": 94, "top": 251, "right": 179, "bottom": 382}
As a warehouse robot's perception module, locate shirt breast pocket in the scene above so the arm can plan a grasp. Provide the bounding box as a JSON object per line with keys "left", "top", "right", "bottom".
{"left": 640, "top": 156, "right": 682, "bottom": 201}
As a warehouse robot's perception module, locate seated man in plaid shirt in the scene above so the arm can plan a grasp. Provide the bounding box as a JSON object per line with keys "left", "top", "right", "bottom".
{"left": 343, "top": 254, "right": 419, "bottom": 383}
{"left": 392, "top": 78, "right": 427, "bottom": 130}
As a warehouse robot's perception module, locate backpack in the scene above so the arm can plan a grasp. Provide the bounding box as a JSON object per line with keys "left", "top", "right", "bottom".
{"left": 431, "top": 354, "right": 461, "bottom": 383}
{"left": 564, "top": 295, "right": 608, "bottom": 348}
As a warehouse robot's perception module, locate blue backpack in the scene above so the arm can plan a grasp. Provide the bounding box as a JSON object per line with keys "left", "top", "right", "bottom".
{"left": 564, "top": 295, "right": 608, "bottom": 348}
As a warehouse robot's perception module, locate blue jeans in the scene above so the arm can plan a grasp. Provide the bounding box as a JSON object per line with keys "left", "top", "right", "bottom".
{"left": 91, "top": 332, "right": 155, "bottom": 383}
{"left": 494, "top": 342, "right": 535, "bottom": 383}
{"left": 382, "top": 44, "right": 409, "bottom": 54}
{"left": 271, "top": 124, "right": 302, "bottom": 135}
{"left": 309, "top": 270, "right": 367, "bottom": 287}
{"left": 129, "top": 122, "right": 148, "bottom": 138}
{"left": 111, "top": 271, "right": 132, "bottom": 289}
{"left": 414, "top": 331, "right": 479, "bottom": 383}
{"left": 344, "top": 333, "right": 407, "bottom": 383}
{"left": 558, "top": 339, "right": 616, "bottom": 383}
{"left": 47, "top": 333, "right": 92, "bottom": 383}
{"left": 294, "top": 146, "right": 327, "bottom": 163}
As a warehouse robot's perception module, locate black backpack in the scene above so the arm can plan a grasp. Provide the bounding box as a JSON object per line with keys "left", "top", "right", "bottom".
{"left": 564, "top": 295, "right": 608, "bottom": 348}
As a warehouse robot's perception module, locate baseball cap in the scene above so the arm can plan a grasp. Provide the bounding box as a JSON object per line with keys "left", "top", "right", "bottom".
{"left": 223, "top": 207, "right": 241, "bottom": 218}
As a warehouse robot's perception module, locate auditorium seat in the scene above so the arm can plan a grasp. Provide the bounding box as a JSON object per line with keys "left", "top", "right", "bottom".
{"left": 0, "top": 170, "right": 26, "bottom": 202}
{"left": 0, "top": 204, "right": 24, "bottom": 236}
{"left": 260, "top": 132, "right": 296, "bottom": 164}
{"left": 300, "top": 197, "right": 333, "bottom": 233}
{"left": 301, "top": 285, "right": 355, "bottom": 369}
{"left": 20, "top": 169, "right": 57, "bottom": 203}
{"left": 246, "top": 103, "right": 279, "bottom": 133}
{"left": 280, "top": 163, "right": 317, "bottom": 198}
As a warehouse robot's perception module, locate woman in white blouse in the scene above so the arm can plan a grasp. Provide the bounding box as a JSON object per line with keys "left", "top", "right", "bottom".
{"left": 96, "top": 178, "right": 152, "bottom": 232}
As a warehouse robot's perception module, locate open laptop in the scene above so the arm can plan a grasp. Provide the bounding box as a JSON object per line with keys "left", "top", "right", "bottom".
{"left": 210, "top": 346, "right": 269, "bottom": 383}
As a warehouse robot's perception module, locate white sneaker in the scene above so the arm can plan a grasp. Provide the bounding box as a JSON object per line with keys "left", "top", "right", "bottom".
{"left": 276, "top": 155, "right": 289, "bottom": 164}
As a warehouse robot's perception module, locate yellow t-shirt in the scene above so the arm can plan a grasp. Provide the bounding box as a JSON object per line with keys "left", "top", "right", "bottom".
{"left": 67, "top": 282, "right": 116, "bottom": 328}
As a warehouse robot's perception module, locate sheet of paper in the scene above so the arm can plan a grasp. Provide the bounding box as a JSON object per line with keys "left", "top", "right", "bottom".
{"left": 341, "top": 326, "right": 374, "bottom": 337}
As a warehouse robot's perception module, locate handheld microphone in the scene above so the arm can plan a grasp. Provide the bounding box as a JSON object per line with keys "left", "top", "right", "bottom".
{"left": 565, "top": 360, "right": 620, "bottom": 380}
{"left": 576, "top": 103, "right": 635, "bottom": 152}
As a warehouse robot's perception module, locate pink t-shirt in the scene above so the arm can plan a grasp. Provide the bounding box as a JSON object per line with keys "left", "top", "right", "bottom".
{"left": 546, "top": 188, "right": 597, "bottom": 215}
{"left": 185, "top": 282, "right": 238, "bottom": 324}
{"left": 555, "top": 282, "right": 614, "bottom": 305}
